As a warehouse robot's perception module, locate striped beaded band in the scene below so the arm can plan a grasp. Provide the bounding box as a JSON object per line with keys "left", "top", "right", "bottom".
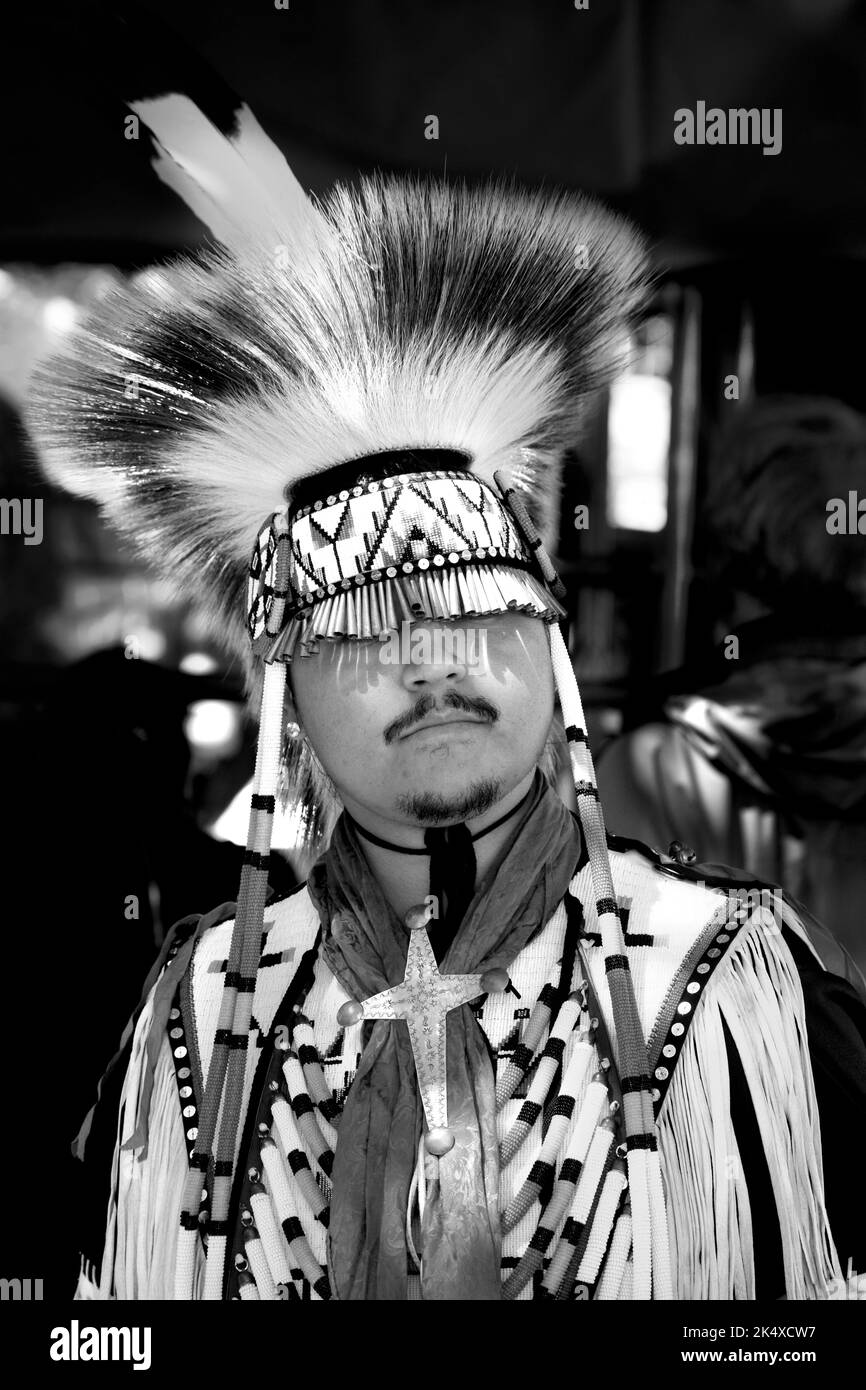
{"left": 247, "top": 471, "right": 564, "bottom": 652}
{"left": 648, "top": 900, "right": 753, "bottom": 1114}
{"left": 548, "top": 622, "right": 673, "bottom": 1298}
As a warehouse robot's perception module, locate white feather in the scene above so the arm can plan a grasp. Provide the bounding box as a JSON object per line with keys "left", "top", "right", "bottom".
{"left": 131, "top": 94, "right": 328, "bottom": 257}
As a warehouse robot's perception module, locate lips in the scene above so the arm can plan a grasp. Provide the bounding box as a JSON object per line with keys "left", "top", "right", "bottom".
{"left": 399, "top": 714, "right": 489, "bottom": 740}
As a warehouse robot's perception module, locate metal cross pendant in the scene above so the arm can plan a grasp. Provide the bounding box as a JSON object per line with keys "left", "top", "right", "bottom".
{"left": 358, "top": 923, "right": 483, "bottom": 1134}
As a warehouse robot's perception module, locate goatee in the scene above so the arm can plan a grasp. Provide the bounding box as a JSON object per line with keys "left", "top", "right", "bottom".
{"left": 396, "top": 777, "right": 503, "bottom": 826}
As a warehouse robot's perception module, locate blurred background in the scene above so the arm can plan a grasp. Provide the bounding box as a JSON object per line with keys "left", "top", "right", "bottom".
{"left": 2, "top": 0, "right": 866, "bottom": 1290}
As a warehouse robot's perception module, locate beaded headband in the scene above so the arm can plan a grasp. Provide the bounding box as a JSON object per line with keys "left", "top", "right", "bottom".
{"left": 247, "top": 469, "right": 566, "bottom": 660}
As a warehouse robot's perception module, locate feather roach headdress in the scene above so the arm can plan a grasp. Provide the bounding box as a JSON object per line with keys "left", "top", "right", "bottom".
{"left": 28, "top": 90, "right": 673, "bottom": 1299}
{"left": 29, "top": 95, "right": 646, "bottom": 659}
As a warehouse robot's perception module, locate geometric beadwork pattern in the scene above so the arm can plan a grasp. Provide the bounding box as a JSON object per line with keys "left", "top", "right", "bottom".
{"left": 247, "top": 521, "right": 283, "bottom": 644}
{"left": 247, "top": 470, "right": 534, "bottom": 642}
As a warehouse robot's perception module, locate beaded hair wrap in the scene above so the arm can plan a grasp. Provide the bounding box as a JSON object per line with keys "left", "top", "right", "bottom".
{"left": 176, "top": 553, "right": 290, "bottom": 1298}
{"left": 502, "top": 477, "right": 672, "bottom": 1294}
{"left": 547, "top": 623, "right": 672, "bottom": 1298}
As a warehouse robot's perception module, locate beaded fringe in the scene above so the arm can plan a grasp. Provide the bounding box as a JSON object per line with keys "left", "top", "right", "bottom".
{"left": 657, "top": 906, "right": 842, "bottom": 1299}
{"left": 262, "top": 564, "right": 564, "bottom": 660}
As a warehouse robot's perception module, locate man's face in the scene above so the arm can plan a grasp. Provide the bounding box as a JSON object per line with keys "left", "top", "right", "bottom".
{"left": 290, "top": 613, "right": 555, "bottom": 827}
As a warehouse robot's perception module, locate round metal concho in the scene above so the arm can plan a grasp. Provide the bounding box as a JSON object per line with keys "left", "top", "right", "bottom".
{"left": 425, "top": 1127, "right": 456, "bottom": 1157}
{"left": 404, "top": 903, "right": 433, "bottom": 933}
{"left": 337, "top": 999, "right": 364, "bottom": 1028}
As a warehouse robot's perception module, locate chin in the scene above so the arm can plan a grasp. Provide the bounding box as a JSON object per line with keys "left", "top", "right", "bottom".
{"left": 394, "top": 769, "right": 521, "bottom": 826}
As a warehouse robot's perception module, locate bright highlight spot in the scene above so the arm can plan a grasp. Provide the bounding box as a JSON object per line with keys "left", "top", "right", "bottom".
{"left": 180, "top": 651, "right": 219, "bottom": 675}
{"left": 185, "top": 700, "right": 241, "bottom": 755}
{"left": 42, "top": 297, "right": 79, "bottom": 333}
{"left": 606, "top": 374, "right": 670, "bottom": 533}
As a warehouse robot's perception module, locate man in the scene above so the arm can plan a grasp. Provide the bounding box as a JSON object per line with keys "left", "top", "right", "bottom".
{"left": 29, "top": 89, "right": 866, "bottom": 1301}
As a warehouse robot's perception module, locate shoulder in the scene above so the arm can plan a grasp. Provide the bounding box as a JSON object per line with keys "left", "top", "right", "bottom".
{"left": 600, "top": 833, "right": 736, "bottom": 928}
{"left": 186, "top": 879, "right": 317, "bottom": 965}
{"left": 589, "top": 836, "right": 859, "bottom": 997}
{"left": 184, "top": 880, "right": 321, "bottom": 1039}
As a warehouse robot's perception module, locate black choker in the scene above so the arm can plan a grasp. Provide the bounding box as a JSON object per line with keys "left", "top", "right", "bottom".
{"left": 347, "top": 780, "right": 536, "bottom": 856}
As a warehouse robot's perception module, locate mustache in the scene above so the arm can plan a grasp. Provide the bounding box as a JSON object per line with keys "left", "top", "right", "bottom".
{"left": 383, "top": 691, "right": 500, "bottom": 744}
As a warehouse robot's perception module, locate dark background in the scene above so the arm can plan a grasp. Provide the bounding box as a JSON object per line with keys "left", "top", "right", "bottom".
{"left": 5, "top": 0, "right": 866, "bottom": 265}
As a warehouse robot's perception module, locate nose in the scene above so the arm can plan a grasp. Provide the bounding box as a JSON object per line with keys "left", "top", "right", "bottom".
{"left": 398, "top": 622, "right": 470, "bottom": 692}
